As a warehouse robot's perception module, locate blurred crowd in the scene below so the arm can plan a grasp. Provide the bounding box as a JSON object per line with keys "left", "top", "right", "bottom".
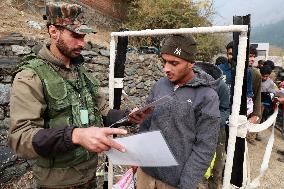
{"left": 216, "top": 44, "right": 284, "bottom": 164}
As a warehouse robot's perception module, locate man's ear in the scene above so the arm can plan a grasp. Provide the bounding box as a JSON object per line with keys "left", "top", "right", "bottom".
{"left": 48, "top": 25, "right": 60, "bottom": 40}
{"left": 188, "top": 62, "right": 194, "bottom": 69}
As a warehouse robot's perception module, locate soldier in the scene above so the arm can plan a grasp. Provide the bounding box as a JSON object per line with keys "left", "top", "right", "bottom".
{"left": 9, "top": 2, "right": 148, "bottom": 188}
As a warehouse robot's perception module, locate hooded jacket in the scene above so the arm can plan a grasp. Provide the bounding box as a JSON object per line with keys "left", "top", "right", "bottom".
{"left": 195, "top": 62, "right": 230, "bottom": 128}
{"left": 139, "top": 65, "right": 221, "bottom": 189}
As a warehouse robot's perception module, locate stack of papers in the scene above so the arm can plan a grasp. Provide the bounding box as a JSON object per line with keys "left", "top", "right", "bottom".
{"left": 105, "top": 131, "right": 178, "bottom": 167}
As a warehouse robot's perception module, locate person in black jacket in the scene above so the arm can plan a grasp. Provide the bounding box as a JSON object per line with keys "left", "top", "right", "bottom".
{"left": 195, "top": 62, "right": 230, "bottom": 189}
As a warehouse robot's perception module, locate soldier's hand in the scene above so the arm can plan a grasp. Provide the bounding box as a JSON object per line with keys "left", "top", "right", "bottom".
{"left": 72, "top": 127, "right": 127, "bottom": 153}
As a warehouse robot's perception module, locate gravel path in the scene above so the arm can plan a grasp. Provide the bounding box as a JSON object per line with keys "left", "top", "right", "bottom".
{"left": 248, "top": 127, "right": 284, "bottom": 189}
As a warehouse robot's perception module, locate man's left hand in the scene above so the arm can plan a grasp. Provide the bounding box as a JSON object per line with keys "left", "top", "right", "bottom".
{"left": 249, "top": 115, "right": 259, "bottom": 124}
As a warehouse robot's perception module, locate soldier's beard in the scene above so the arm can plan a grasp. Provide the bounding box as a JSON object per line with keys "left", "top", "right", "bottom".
{"left": 56, "top": 37, "right": 82, "bottom": 59}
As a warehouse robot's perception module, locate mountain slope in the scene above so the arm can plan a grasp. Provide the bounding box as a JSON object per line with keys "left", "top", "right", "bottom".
{"left": 251, "top": 19, "right": 284, "bottom": 50}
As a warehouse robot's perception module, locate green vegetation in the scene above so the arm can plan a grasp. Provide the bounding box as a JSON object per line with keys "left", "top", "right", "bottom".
{"left": 123, "top": 0, "right": 227, "bottom": 62}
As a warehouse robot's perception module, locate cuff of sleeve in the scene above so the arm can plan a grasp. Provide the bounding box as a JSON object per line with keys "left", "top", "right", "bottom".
{"left": 104, "top": 109, "right": 130, "bottom": 127}
{"left": 64, "top": 126, "right": 78, "bottom": 150}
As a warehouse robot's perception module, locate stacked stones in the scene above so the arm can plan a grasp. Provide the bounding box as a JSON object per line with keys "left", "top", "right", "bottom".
{"left": 0, "top": 33, "right": 40, "bottom": 185}
{"left": 0, "top": 33, "right": 30, "bottom": 145}
{"left": 123, "top": 53, "right": 165, "bottom": 107}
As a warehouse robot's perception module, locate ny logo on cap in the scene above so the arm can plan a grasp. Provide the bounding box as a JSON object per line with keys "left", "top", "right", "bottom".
{"left": 174, "top": 48, "right": 181, "bottom": 55}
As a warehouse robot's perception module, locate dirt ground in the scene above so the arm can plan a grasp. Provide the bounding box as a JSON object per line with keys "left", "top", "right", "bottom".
{"left": 248, "top": 127, "right": 284, "bottom": 189}
{"left": 0, "top": 1, "right": 111, "bottom": 47}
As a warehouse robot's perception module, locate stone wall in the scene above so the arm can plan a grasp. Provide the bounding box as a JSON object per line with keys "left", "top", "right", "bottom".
{"left": 0, "top": 32, "right": 164, "bottom": 185}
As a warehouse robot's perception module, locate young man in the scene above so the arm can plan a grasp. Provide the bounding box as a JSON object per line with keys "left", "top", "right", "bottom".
{"left": 219, "top": 41, "right": 253, "bottom": 99}
{"left": 218, "top": 42, "right": 233, "bottom": 90}
{"left": 9, "top": 2, "right": 148, "bottom": 188}
{"left": 219, "top": 42, "right": 262, "bottom": 144}
{"left": 263, "top": 60, "right": 277, "bottom": 82}
{"left": 260, "top": 65, "right": 278, "bottom": 93}
{"left": 136, "top": 34, "right": 221, "bottom": 189}
{"left": 260, "top": 65, "right": 278, "bottom": 122}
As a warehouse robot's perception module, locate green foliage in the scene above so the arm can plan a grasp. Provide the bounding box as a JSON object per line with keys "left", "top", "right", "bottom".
{"left": 123, "top": 0, "right": 226, "bottom": 61}
{"left": 126, "top": 0, "right": 207, "bottom": 29}
{"left": 196, "top": 33, "right": 227, "bottom": 62}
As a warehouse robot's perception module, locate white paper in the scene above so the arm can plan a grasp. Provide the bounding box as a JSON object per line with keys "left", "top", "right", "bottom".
{"left": 105, "top": 131, "right": 178, "bottom": 167}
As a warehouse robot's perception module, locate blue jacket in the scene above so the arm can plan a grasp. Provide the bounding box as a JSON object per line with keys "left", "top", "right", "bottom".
{"left": 218, "top": 62, "right": 253, "bottom": 98}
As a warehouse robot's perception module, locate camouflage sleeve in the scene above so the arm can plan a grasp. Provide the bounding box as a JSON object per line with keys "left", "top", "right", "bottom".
{"left": 9, "top": 69, "right": 46, "bottom": 159}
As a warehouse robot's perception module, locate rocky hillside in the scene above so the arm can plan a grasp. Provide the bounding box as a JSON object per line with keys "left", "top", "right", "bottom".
{"left": 251, "top": 19, "right": 284, "bottom": 52}
{"left": 0, "top": 1, "right": 112, "bottom": 48}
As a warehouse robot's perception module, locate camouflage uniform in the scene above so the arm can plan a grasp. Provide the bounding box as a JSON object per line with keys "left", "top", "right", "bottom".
{"left": 9, "top": 2, "right": 123, "bottom": 188}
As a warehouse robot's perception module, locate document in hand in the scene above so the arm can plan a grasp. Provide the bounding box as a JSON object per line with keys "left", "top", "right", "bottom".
{"left": 109, "top": 95, "right": 173, "bottom": 128}
{"left": 132, "top": 94, "right": 173, "bottom": 113}
{"left": 105, "top": 131, "right": 178, "bottom": 167}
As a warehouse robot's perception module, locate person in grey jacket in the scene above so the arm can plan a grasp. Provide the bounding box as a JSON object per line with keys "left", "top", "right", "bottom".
{"left": 195, "top": 62, "right": 230, "bottom": 189}
{"left": 136, "top": 34, "right": 221, "bottom": 189}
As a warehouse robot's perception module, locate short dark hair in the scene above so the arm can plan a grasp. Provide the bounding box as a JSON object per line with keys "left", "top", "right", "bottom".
{"left": 260, "top": 65, "right": 272, "bottom": 75}
{"left": 226, "top": 42, "right": 258, "bottom": 57}
{"left": 249, "top": 45, "right": 258, "bottom": 56}
{"left": 258, "top": 60, "right": 264, "bottom": 64}
{"left": 263, "top": 60, "right": 275, "bottom": 70}
{"left": 226, "top": 41, "right": 234, "bottom": 50}
{"left": 215, "top": 56, "right": 227, "bottom": 65}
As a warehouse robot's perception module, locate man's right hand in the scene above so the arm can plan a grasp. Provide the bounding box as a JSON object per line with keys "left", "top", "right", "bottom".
{"left": 72, "top": 127, "right": 127, "bottom": 153}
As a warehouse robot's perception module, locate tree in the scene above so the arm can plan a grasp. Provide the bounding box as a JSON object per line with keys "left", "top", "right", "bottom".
{"left": 123, "top": 0, "right": 226, "bottom": 61}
